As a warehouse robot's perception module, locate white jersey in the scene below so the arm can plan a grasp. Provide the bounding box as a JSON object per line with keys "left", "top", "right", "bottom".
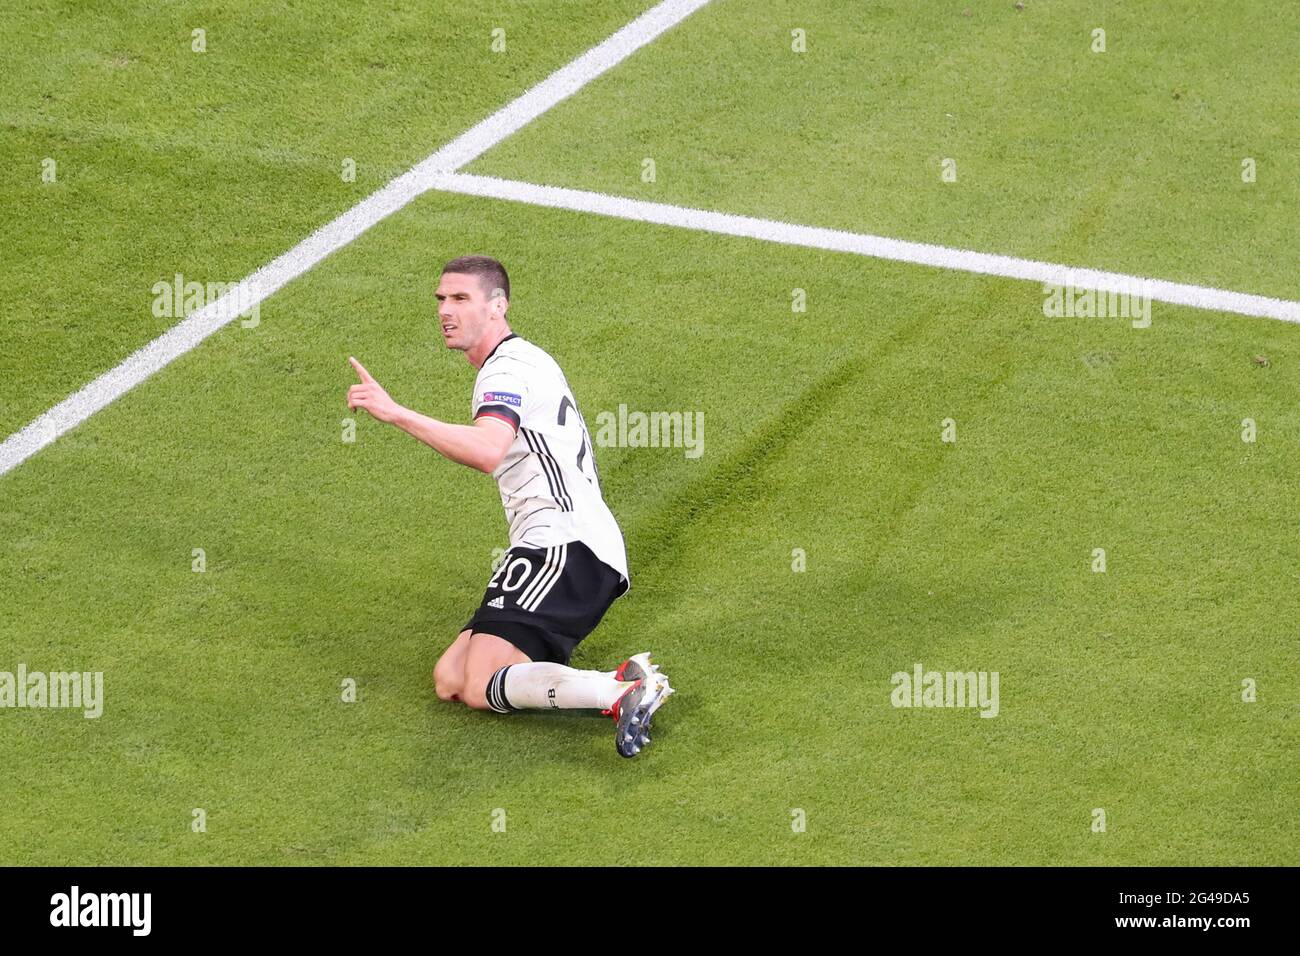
{"left": 471, "top": 334, "right": 629, "bottom": 590}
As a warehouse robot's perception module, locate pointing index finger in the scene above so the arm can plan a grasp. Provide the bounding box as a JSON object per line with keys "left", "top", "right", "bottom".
{"left": 348, "top": 356, "right": 376, "bottom": 383}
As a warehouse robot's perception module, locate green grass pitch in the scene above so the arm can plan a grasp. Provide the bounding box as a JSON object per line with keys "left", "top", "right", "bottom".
{"left": 1, "top": 0, "right": 1296, "bottom": 865}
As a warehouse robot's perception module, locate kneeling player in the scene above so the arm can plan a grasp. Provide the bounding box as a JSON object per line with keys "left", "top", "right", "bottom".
{"left": 346, "top": 255, "right": 673, "bottom": 756}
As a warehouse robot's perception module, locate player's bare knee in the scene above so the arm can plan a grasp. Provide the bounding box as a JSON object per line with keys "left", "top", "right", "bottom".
{"left": 432, "top": 629, "right": 472, "bottom": 698}
{"left": 432, "top": 658, "right": 459, "bottom": 694}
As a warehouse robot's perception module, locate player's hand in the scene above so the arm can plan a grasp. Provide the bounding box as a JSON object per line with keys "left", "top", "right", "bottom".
{"left": 347, "top": 356, "right": 402, "bottom": 424}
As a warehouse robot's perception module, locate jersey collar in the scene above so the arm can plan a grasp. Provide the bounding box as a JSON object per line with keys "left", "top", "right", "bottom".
{"left": 482, "top": 332, "right": 519, "bottom": 365}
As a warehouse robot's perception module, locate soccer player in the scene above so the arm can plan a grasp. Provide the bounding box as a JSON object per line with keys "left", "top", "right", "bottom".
{"left": 345, "top": 255, "right": 672, "bottom": 757}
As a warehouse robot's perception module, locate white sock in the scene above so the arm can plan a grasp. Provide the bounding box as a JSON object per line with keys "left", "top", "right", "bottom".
{"left": 487, "top": 663, "right": 629, "bottom": 713}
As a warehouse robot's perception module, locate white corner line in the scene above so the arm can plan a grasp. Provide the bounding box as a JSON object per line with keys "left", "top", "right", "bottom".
{"left": 0, "top": 0, "right": 714, "bottom": 479}
{"left": 430, "top": 171, "right": 1300, "bottom": 325}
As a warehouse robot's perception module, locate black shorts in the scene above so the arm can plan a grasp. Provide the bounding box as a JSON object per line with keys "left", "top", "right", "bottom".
{"left": 463, "top": 539, "right": 628, "bottom": 665}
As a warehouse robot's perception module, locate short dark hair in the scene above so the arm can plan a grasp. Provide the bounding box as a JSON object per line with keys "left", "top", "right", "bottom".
{"left": 441, "top": 255, "right": 509, "bottom": 302}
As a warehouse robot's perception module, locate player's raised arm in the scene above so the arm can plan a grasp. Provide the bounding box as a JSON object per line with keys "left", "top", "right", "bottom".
{"left": 345, "top": 357, "right": 514, "bottom": 473}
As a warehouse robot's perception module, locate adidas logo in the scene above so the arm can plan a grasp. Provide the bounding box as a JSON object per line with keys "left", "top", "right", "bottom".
{"left": 487, "top": 596, "right": 505, "bottom": 609}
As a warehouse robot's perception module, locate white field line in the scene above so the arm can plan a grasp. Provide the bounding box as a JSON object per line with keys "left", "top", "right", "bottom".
{"left": 6, "top": 0, "right": 1299, "bottom": 480}
{"left": 429, "top": 171, "right": 1300, "bottom": 324}
{"left": 0, "top": 0, "right": 715, "bottom": 478}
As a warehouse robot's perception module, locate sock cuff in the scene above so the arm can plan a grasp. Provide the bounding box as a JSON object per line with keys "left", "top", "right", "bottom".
{"left": 486, "top": 665, "right": 516, "bottom": 714}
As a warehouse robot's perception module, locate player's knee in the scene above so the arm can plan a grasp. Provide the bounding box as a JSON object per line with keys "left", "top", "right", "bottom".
{"left": 433, "top": 659, "right": 460, "bottom": 698}
{"left": 432, "top": 631, "right": 471, "bottom": 699}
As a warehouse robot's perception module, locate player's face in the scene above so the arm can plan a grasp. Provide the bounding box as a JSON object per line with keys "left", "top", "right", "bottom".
{"left": 435, "top": 273, "right": 502, "bottom": 352}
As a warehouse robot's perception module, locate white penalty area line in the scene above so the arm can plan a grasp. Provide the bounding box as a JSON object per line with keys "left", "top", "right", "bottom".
{"left": 0, "top": 0, "right": 715, "bottom": 479}
{"left": 428, "top": 171, "right": 1300, "bottom": 326}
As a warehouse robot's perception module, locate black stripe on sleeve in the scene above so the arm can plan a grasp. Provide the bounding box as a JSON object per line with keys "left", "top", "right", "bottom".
{"left": 475, "top": 403, "right": 520, "bottom": 430}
